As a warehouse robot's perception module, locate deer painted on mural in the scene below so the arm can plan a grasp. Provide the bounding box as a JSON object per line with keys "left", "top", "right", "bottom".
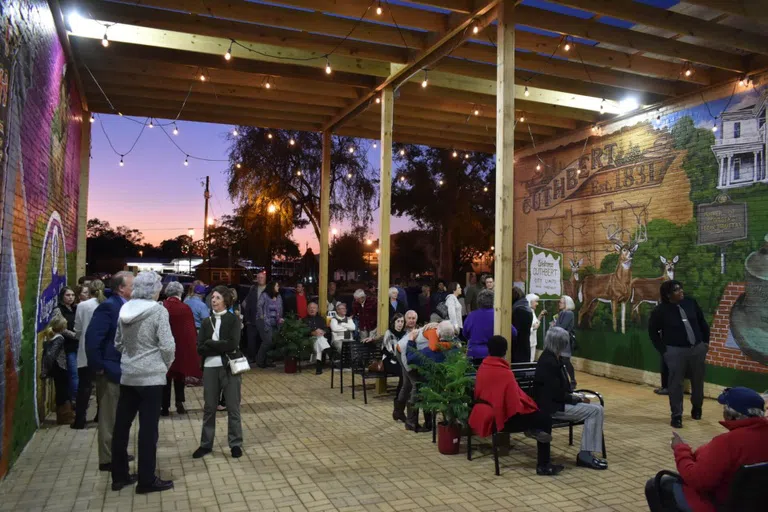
{"left": 629, "top": 255, "right": 679, "bottom": 322}
{"left": 563, "top": 258, "right": 583, "bottom": 301}
{"left": 577, "top": 223, "right": 645, "bottom": 334}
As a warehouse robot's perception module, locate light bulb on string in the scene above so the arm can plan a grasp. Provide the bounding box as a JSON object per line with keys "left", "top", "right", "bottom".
{"left": 683, "top": 62, "right": 693, "bottom": 78}
{"left": 184, "top": 156, "right": 189, "bottom": 166}
{"left": 199, "top": 72, "right": 206, "bottom": 82}
{"left": 375, "top": 97, "right": 381, "bottom": 104}
{"left": 452, "top": 150, "right": 457, "bottom": 158}
{"left": 232, "top": 128, "right": 239, "bottom": 137}
{"left": 524, "top": 86, "right": 530, "bottom": 97}
{"left": 473, "top": 108, "right": 480, "bottom": 116}
{"left": 536, "top": 163, "right": 541, "bottom": 171}
{"left": 472, "top": 25, "right": 479, "bottom": 34}
{"left": 236, "top": 163, "right": 242, "bottom": 169}
{"left": 348, "top": 147, "right": 355, "bottom": 154}
{"left": 464, "top": 153, "right": 469, "bottom": 159}
{"left": 289, "top": 138, "right": 295, "bottom": 146}
{"left": 712, "top": 123, "right": 718, "bottom": 133}
{"left": 563, "top": 41, "right": 571, "bottom": 52}
{"left": 89, "top": 113, "right": 95, "bottom": 123}
{"left": 325, "top": 59, "right": 332, "bottom": 74}
{"left": 118, "top": 112, "right": 123, "bottom": 116}
{"left": 173, "top": 124, "right": 179, "bottom": 135}
{"left": 265, "top": 80, "right": 271, "bottom": 89}
{"left": 148, "top": 119, "right": 154, "bottom": 128}
{"left": 519, "top": 115, "right": 525, "bottom": 123}
{"left": 400, "top": 176, "right": 405, "bottom": 182}
{"left": 438, "top": 179, "right": 443, "bottom": 186}
{"left": 296, "top": 170, "right": 302, "bottom": 176}
{"left": 101, "top": 30, "right": 109, "bottom": 47}
{"left": 376, "top": 1, "right": 382, "bottom": 15}
{"left": 373, "top": 142, "right": 377, "bottom": 148}
{"left": 267, "top": 132, "right": 273, "bottom": 139}
{"left": 483, "top": 186, "right": 488, "bottom": 192}
{"left": 119, "top": 156, "right": 124, "bottom": 167}
{"left": 347, "top": 172, "right": 352, "bottom": 179}
{"left": 421, "top": 70, "right": 428, "bottom": 88}
{"left": 400, "top": 149, "right": 405, "bottom": 156}
{"left": 224, "top": 41, "right": 233, "bottom": 61}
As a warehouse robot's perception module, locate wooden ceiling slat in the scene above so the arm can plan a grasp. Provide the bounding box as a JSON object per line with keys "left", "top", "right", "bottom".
{"left": 682, "top": 0, "right": 768, "bottom": 25}
{"left": 551, "top": 0, "right": 768, "bottom": 55}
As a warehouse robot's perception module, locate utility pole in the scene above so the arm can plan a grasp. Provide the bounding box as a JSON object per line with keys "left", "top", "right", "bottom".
{"left": 203, "top": 176, "right": 211, "bottom": 283}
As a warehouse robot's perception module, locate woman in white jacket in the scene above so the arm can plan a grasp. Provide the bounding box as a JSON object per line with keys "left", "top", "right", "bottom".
{"left": 526, "top": 293, "right": 547, "bottom": 362}
{"left": 71, "top": 279, "right": 106, "bottom": 429}
{"left": 329, "top": 302, "right": 356, "bottom": 352}
{"left": 445, "top": 282, "right": 463, "bottom": 337}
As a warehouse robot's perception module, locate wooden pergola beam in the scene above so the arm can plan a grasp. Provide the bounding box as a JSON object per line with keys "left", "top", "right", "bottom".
{"left": 512, "top": 5, "right": 747, "bottom": 72}
{"left": 682, "top": 0, "right": 768, "bottom": 25}
{"left": 550, "top": 0, "right": 768, "bottom": 55}
{"left": 323, "top": 0, "right": 503, "bottom": 132}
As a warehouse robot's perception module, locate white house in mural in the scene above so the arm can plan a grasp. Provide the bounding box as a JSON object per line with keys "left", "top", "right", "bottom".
{"left": 711, "top": 91, "right": 767, "bottom": 189}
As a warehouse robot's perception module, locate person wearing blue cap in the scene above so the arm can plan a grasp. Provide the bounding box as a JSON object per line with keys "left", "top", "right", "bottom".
{"left": 645, "top": 386, "right": 768, "bottom": 512}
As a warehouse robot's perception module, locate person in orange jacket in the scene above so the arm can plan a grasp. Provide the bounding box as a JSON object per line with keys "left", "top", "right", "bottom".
{"left": 468, "top": 335, "right": 564, "bottom": 476}
{"left": 646, "top": 386, "right": 768, "bottom": 512}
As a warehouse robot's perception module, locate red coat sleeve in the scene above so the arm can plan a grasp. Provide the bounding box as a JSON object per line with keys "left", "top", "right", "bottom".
{"left": 673, "top": 435, "right": 733, "bottom": 493}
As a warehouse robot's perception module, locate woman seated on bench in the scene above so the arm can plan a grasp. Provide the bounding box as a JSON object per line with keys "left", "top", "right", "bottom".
{"left": 468, "top": 335, "right": 564, "bottom": 476}
{"left": 533, "top": 327, "right": 607, "bottom": 470}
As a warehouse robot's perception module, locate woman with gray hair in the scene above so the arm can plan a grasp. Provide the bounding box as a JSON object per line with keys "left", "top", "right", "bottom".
{"left": 111, "top": 271, "right": 176, "bottom": 494}
{"left": 161, "top": 281, "right": 200, "bottom": 416}
{"left": 533, "top": 326, "right": 607, "bottom": 471}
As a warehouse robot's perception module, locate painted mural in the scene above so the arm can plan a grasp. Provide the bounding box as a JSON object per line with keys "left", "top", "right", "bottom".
{"left": 516, "top": 82, "right": 768, "bottom": 389}
{"left": 0, "top": 0, "right": 82, "bottom": 478}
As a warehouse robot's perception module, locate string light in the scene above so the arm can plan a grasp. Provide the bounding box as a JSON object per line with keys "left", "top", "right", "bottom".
{"left": 348, "top": 146, "right": 355, "bottom": 153}
{"left": 536, "top": 163, "right": 541, "bottom": 171}
{"left": 224, "top": 41, "right": 233, "bottom": 61}
{"left": 325, "top": 59, "right": 332, "bottom": 74}
{"left": 473, "top": 108, "right": 480, "bottom": 116}
{"left": 519, "top": 115, "right": 525, "bottom": 123}
{"left": 399, "top": 149, "right": 405, "bottom": 156}
{"left": 199, "top": 72, "right": 206, "bottom": 82}
{"left": 399, "top": 176, "right": 405, "bottom": 181}
{"left": 101, "top": 30, "right": 109, "bottom": 48}
{"left": 683, "top": 62, "right": 693, "bottom": 78}
{"left": 173, "top": 124, "right": 179, "bottom": 135}
{"left": 267, "top": 132, "right": 273, "bottom": 139}
{"left": 347, "top": 172, "right": 353, "bottom": 179}
{"left": 148, "top": 119, "right": 154, "bottom": 128}
{"left": 563, "top": 40, "right": 571, "bottom": 52}
{"left": 89, "top": 113, "right": 95, "bottom": 123}
{"left": 373, "top": 142, "right": 377, "bottom": 148}
{"left": 739, "top": 76, "right": 746, "bottom": 87}
{"left": 375, "top": 97, "right": 381, "bottom": 104}
{"left": 236, "top": 163, "right": 242, "bottom": 169}
{"left": 600, "top": 99, "right": 605, "bottom": 114}
{"left": 438, "top": 179, "right": 443, "bottom": 186}
{"left": 232, "top": 128, "right": 239, "bottom": 136}
{"left": 452, "top": 150, "right": 457, "bottom": 157}
{"left": 472, "top": 25, "right": 479, "bottom": 34}
{"left": 118, "top": 112, "right": 123, "bottom": 116}
{"left": 464, "top": 153, "right": 469, "bottom": 159}
{"left": 591, "top": 125, "right": 598, "bottom": 133}
{"left": 712, "top": 123, "right": 718, "bottom": 133}
{"left": 376, "top": 1, "right": 382, "bottom": 15}
{"left": 296, "top": 170, "right": 302, "bottom": 176}
{"left": 421, "top": 70, "right": 428, "bottom": 88}
{"left": 119, "top": 155, "right": 124, "bottom": 167}
{"left": 184, "top": 155, "right": 189, "bottom": 166}
{"left": 265, "top": 80, "right": 271, "bottom": 89}
{"left": 483, "top": 186, "right": 488, "bottom": 192}
{"left": 524, "top": 86, "right": 529, "bottom": 97}
{"left": 289, "top": 138, "right": 296, "bottom": 146}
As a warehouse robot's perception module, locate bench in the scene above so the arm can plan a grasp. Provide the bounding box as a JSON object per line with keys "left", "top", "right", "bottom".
{"left": 466, "top": 361, "right": 606, "bottom": 475}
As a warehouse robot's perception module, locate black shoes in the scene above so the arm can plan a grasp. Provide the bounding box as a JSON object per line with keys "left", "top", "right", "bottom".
{"left": 691, "top": 407, "right": 702, "bottom": 420}
{"left": 176, "top": 403, "right": 187, "bottom": 414}
{"left": 536, "top": 463, "right": 565, "bottom": 476}
{"left": 257, "top": 362, "right": 277, "bottom": 368}
{"left": 405, "top": 423, "right": 428, "bottom": 433}
{"left": 135, "top": 477, "right": 174, "bottom": 494}
{"left": 160, "top": 409, "right": 170, "bottom": 417}
{"left": 576, "top": 454, "right": 608, "bottom": 470}
{"left": 524, "top": 430, "right": 553, "bottom": 443}
{"left": 654, "top": 387, "right": 669, "bottom": 395}
{"left": 70, "top": 421, "right": 86, "bottom": 430}
{"left": 193, "top": 447, "right": 212, "bottom": 459}
{"left": 111, "top": 474, "right": 138, "bottom": 491}
{"left": 231, "top": 446, "right": 243, "bottom": 458}
{"left": 392, "top": 410, "right": 406, "bottom": 423}
{"left": 671, "top": 416, "right": 683, "bottom": 428}
{"left": 99, "top": 455, "right": 134, "bottom": 471}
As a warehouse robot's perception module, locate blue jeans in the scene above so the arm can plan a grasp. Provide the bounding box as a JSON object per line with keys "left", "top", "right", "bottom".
{"left": 66, "top": 352, "right": 79, "bottom": 403}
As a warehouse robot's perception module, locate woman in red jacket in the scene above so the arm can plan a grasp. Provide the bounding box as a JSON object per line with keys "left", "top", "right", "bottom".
{"left": 162, "top": 282, "right": 202, "bottom": 416}
{"left": 468, "top": 335, "right": 564, "bottom": 476}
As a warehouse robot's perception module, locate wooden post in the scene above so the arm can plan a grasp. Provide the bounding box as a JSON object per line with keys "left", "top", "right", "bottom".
{"left": 319, "top": 130, "right": 331, "bottom": 315}
{"left": 76, "top": 113, "right": 91, "bottom": 279}
{"left": 493, "top": 1, "right": 516, "bottom": 360}
{"left": 375, "top": 86, "right": 394, "bottom": 395}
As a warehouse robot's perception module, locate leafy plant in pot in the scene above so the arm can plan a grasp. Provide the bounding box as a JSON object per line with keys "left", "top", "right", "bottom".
{"left": 415, "top": 350, "right": 473, "bottom": 455}
{"left": 270, "top": 314, "right": 312, "bottom": 373}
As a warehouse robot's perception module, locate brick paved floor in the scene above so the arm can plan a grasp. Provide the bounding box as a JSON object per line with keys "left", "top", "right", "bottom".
{"left": 0, "top": 369, "right": 725, "bottom": 512}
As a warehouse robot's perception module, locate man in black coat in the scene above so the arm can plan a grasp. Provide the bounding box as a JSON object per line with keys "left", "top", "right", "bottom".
{"left": 648, "top": 280, "right": 710, "bottom": 428}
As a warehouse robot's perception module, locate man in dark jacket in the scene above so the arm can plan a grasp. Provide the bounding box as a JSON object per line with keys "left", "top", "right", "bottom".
{"left": 648, "top": 280, "right": 710, "bottom": 428}
{"left": 243, "top": 272, "right": 266, "bottom": 363}
{"left": 86, "top": 271, "right": 133, "bottom": 472}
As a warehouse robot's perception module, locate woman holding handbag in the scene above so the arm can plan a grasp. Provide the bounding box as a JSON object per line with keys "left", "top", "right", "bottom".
{"left": 193, "top": 286, "right": 245, "bottom": 459}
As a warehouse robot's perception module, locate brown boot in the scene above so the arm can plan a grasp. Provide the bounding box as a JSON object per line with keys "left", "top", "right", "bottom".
{"left": 57, "top": 402, "right": 75, "bottom": 425}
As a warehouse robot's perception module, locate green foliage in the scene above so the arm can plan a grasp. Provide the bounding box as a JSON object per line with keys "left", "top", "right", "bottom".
{"left": 414, "top": 351, "right": 474, "bottom": 427}
{"left": 671, "top": 116, "right": 719, "bottom": 206}
{"left": 270, "top": 314, "right": 313, "bottom": 361}
{"left": 599, "top": 253, "right": 619, "bottom": 273}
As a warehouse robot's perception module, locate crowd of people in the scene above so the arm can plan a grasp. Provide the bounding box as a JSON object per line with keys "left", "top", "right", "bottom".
{"left": 37, "top": 269, "right": 767, "bottom": 509}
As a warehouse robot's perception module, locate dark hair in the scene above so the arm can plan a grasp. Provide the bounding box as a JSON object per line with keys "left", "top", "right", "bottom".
{"left": 58, "top": 286, "right": 75, "bottom": 304}
{"left": 211, "top": 285, "right": 233, "bottom": 308}
{"left": 436, "top": 279, "right": 446, "bottom": 286}
{"left": 447, "top": 282, "right": 460, "bottom": 294}
{"left": 660, "top": 280, "right": 682, "bottom": 303}
{"left": 390, "top": 313, "right": 405, "bottom": 332}
{"left": 266, "top": 281, "right": 280, "bottom": 298}
{"left": 77, "top": 276, "right": 90, "bottom": 285}
{"left": 487, "top": 335, "right": 508, "bottom": 357}
{"left": 512, "top": 286, "right": 525, "bottom": 302}
{"left": 484, "top": 275, "right": 494, "bottom": 284}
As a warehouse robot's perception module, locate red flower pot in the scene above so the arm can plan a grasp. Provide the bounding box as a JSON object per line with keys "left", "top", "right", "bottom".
{"left": 437, "top": 423, "right": 462, "bottom": 455}
{"left": 284, "top": 358, "right": 298, "bottom": 374}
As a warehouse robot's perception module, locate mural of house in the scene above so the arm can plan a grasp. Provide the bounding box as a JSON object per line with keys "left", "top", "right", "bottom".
{"left": 711, "top": 91, "right": 768, "bottom": 189}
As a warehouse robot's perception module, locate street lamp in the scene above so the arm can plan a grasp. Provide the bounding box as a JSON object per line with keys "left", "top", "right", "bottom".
{"left": 207, "top": 217, "right": 214, "bottom": 226}
{"left": 138, "top": 250, "right": 143, "bottom": 258}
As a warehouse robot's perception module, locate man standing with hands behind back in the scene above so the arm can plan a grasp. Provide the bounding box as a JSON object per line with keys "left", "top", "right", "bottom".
{"left": 86, "top": 271, "right": 134, "bottom": 472}
{"left": 648, "top": 280, "right": 710, "bottom": 429}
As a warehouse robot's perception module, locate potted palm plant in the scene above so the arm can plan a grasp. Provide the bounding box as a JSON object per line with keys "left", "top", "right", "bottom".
{"left": 415, "top": 350, "right": 474, "bottom": 455}
{"left": 270, "top": 314, "right": 312, "bottom": 373}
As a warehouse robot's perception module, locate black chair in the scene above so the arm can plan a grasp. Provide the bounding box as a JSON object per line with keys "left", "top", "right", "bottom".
{"left": 350, "top": 343, "right": 391, "bottom": 404}
{"left": 330, "top": 341, "right": 352, "bottom": 394}
{"left": 646, "top": 462, "right": 768, "bottom": 512}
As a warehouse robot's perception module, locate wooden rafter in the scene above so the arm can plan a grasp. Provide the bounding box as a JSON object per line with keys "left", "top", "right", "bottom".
{"left": 656, "top": 0, "right": 768, "bottom": 29}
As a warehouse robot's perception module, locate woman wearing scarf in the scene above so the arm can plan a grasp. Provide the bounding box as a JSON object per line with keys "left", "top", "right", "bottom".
{"left": 383, "top": 314, "right": 405, "bottom": 419}
{"left": 512, "top": 286, "right": 534, "bottom": 363}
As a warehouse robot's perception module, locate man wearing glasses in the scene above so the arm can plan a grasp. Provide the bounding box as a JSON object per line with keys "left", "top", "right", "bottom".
{"left": 649, "top": 280, "right": 710, "bottom": 429}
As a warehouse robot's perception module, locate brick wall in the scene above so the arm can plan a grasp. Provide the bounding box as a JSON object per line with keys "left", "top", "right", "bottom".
{"left": 0, "top": 0, "right": 83, "bottom": 479}
{"left": 707, "top": 282, "right": 768, "bottom": 374}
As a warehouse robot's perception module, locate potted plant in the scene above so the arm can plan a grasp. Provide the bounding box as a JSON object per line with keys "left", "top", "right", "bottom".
{"left": 270, "top": 314, "right": 312, "bottom": 373}
{"left": 415, "top": 350, "right": 473, "bottom": 455}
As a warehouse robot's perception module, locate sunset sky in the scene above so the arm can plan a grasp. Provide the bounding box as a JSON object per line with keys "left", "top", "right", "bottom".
{"left": 88, "top": 114, "right": 413, "bottom": 252}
